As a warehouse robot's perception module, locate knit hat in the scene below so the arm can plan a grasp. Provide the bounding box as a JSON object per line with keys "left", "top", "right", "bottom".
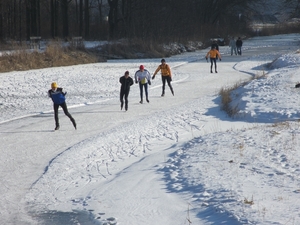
{"left": 51, "top": 82, "right": 58, "bottom": 88}
{"left": 125, "top": 71, "right": 129, "bottom": 75}
{"left": 139, "top": 65, "right": 144, "bottom": 70}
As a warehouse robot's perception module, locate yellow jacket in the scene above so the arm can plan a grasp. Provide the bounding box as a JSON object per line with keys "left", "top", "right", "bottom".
{"left": 153, "top": 64, "right": 172, "bottom": 77}
{"left": 206, "top": 49, "right": 221, "bottom": 59}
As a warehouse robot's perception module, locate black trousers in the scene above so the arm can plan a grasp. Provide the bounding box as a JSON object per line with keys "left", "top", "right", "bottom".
{"left": 120, "top": 89, "right": 130, "bottom": 109}
{"left": 210, "top": 58, "right": 217, "bottom": 71}
{"left": 139, "top": 83, "right": 148, "bottom": 100}
{"left": 53, "top": 102, "right": 74, "bottom": 126}
{"left": 162, "top": 76, "right": 173, "bottom": 94}
{"left": 237, "top": 46, "right": 242, "bottom": 55}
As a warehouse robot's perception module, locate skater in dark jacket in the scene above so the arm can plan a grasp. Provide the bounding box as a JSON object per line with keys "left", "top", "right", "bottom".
{"left": 236, "top": 37, "right": 243, "bottom": 55}
{"left": 119, "top": 71, "right": 134, "bottom": 111}
{"left": 48, "top": 82, "right": 76, "bottom": 130}
{"left": 211, "top": 40, "right": 219, "bottom": 59}
{"left": 211, "top": 39, "right": 219, "bottom": 51}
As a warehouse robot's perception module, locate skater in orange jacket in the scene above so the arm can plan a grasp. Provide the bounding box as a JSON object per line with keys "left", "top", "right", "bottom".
{"left": 152, "top": 58, "right": 174, "bottom": 96}
{"left": 205, "top": 46, "right": 221, "bottom": 73}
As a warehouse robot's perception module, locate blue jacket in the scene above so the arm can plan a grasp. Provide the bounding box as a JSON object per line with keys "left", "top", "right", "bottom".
{"left": 48, "top": 87, "right": 66, "bottom": 104}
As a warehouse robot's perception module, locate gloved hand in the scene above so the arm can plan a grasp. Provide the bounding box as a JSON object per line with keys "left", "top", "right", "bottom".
{"left": 135, "top": 80, "right": 138, "bottom": 84}
{"left": 152, "top": 75, "right": 155, "bottom": 80}
{"left": 170, "top": 77, "right": 172, "bottom": 82}
{"left": 63, "top": 92, "right": 67, "bottom": 96}
{"left": 219, "top": 58, "right": 222, "bottom": 61}
{"left": 205, "top": 57, "right": 208, "bottom": 62}
{"left": 148, "top": 80, "right": 151, "bottom": 85}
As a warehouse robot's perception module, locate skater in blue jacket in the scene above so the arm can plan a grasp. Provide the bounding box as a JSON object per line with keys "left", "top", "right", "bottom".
{"left": 48, "top": 82, "right": 76, "bottom": 130}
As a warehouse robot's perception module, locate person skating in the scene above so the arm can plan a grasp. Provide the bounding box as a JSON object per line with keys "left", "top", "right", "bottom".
{"left": 48, "top": 82, "right": 76, "bottom": 130}
{"left": 211, "top": 39, "right": 219, "bottom": 59}
{"left": 211, "top": 39, "right": 219, "bottom": 51}
{"left": 135, "top": 65, "right": 151, "bottom": 103}
{"left": 152, "top": 58, "right": 174, "bottom": 96}
{"left": 236, "top": 37, "right": 243, "bottom": 55}
{"left": 119, "top": 71, "right": 134, "bottom": 111}
{"left": 205, "top": 46, "right": 221, "bottom": 73}
{"left": 229, "top": 36, "right": 237, "bottom": 55}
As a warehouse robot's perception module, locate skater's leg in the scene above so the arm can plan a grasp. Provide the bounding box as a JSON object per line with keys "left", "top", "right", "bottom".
{"left": 213, "top": 58, "right": 217, "bottom": 72}
{"left": 144, "top": 84, "right": 149, "bottom": 102}
{"left": 53, "top": 104, "right": 59, "bottom": 129}
{"left": 161, "top": 76, "right": 166, "bottom": 96}
{"left": 61, "top": 102, "right": 76, "bottom": 129}
{"left": 166, "top": 77, "right": 174, "bottom": 95}
{"left": 120, "top": 91, "right": 124, "bottom": 109}
{"left": 139, "top": 83, "right": 143, "bottom": 103}
{"left": 210, "top": 58, "right": 213, "bottom": 73}
{"left": 124, "top": 90, "right": 129, "bottom": 110}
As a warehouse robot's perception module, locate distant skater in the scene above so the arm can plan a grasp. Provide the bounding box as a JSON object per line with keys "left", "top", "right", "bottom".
{"left": 152, "top": 58, "right": 174, "bottom": 96}
{"left": 211, "top": 39, "right": 219, "bottom": 59}
{"left": 236, "top": 37, "right": 243, "bottom": 55}
{"left": 205, "top": 46, "right": 221, "bottom": 73}
{"left": 135, "top": 65, "right": 151, "bottom": 103}
{"left": 229, "top": 36, "right": 237, "bottom": 55}
{"left": 119, "top": 71, "right": 134, "bottom": 111}
{"left": 48, "top": 82, "right": 76, "bottom": 130}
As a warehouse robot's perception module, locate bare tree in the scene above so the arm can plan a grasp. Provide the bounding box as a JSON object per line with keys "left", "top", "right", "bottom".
{"left": 107, "top": 0, "right": 118, "bottom": 39}
{"left": 84, "top": 0, "right": 90, "bottom": 38}
{"left": 0, "top": 0, "right": 292, "bottom": 43}
{"left": 50, "top": 0, "right": 59, "bottom": 38}
{"left": 61, "top": 0, "right": 69, "bottom": 39}
{"left": 285, "top": 0, "right": 300, "bottom": 17}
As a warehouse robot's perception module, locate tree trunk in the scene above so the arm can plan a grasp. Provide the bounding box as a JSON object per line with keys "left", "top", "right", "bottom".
{"left": 25, "top": 0, "right": 30, "bottom": 40}
{"left": 0, "top": 1, "right": 3, "bottom": 40}
{"left": 84, "top": 0, "right": 89, "bottom": 38}
{"left": 18, "top": 0, "right": 22, "bottom": 42}
{"left": 79, "top": 0, "right": 83, "bottom": 36}
{"left": 108, "top": 0, "right": 118, "bottom": 39}
{"left": 61, "top": 0, "right": 69, "bottom": 39}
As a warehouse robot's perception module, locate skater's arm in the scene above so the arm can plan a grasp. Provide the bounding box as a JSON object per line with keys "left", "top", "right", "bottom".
{"left": 129, "top": 77, "right": 134, "bottom": 86}
{"left": 134, "top": 71, "right": 139, "bottom": 83}
{"left": 152, "top": 65, "right": 161, "bottom": 79}
{"left": 146, "top": 70, "right": 151, "bottom": 80}
{"left": 217, "top": 51, "right": 221, "bottom": 60}
{"left": 205, "top": 51, "right": 210, "bottom": 59}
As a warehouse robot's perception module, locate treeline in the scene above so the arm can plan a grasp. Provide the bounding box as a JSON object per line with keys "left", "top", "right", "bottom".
{"left": 0, "top": 0, "right": 294, "bottom": 43}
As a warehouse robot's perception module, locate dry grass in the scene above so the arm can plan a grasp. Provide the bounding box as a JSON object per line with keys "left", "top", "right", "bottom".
{"left": 219, "top": 72, "right": 267, "bottom": 118}
{"left": 219, "top": 81, "right": 245, "bottom": 117}
{"left": 100, "top": 39, "right": 169, "bottom": 59}
{"left": 0, "top": 43, "right": 102, "bottom": 73}
{"left": 244, "top": 196, "right": 254, "bottom": 205}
